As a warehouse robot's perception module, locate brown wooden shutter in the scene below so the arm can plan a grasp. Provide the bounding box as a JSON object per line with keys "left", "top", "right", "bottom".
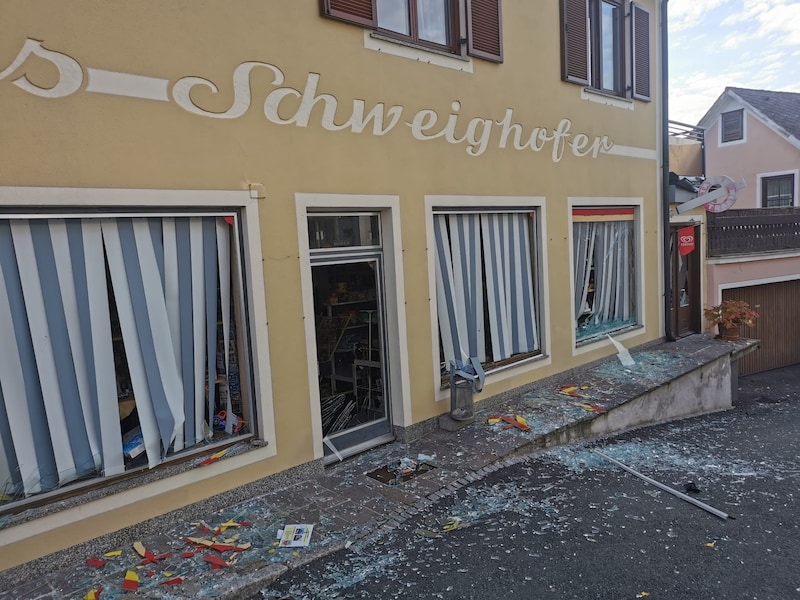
{"left": 561, "top": 0, "right": 590, "bottom": 85}
{"left": 320, "top": 0, "right": 375, "bottom": 28}
{"left": 721, "top": 109, "right": 744, "bottom": 142}
{"left": 467, "top": 0, "right": 503, "bottom": 63}
{"left": 630, "top": 2, "right": 651, "bottom": 101}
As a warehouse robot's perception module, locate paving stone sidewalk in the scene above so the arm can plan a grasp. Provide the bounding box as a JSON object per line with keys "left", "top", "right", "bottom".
{"left": 0, "top": 334, "right": 752, "bottom": 600}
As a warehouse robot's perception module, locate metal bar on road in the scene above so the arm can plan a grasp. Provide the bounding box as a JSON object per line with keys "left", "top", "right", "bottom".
{"left": 593, "top": 450, "right": 731, "bottom": 520}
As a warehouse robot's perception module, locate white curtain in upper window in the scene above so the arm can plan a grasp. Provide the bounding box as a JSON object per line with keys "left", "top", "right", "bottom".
{"left": 416, "top": 0, "right": 449, "bottom": 45}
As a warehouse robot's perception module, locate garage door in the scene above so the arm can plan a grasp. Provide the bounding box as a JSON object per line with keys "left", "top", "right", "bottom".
{"left": 723, "top": 279, "right": 800, "bottom": 375}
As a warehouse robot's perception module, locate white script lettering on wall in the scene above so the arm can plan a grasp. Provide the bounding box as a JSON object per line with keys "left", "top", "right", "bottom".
{"left": 0, "top": 39, "right": 83, "bottom": 98}
{"left": 1, "top": 38, "right": 617, "bottom": 161}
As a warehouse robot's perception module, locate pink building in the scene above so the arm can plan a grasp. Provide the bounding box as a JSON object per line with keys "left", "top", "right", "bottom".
{"left": 698, "top": 87, "right": 800, "bottom": 374}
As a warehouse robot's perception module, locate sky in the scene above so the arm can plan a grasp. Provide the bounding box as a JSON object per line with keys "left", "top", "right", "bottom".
{"left": 668, "top": 0, "right": 800, "bottom": 125}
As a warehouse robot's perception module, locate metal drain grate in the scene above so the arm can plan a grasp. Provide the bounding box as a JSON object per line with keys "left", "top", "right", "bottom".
{"left": 366, "top": 461, "right": 435, "bottom": 485}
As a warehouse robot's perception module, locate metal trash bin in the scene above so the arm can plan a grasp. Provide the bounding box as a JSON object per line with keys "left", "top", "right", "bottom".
{"left": 449, "top": 359, "right": 484, "bottom": 421}
{"left": 449, "top": 376, "right": 474, "bottom": 421}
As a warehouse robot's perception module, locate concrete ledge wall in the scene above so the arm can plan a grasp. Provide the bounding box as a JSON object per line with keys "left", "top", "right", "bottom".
{"left": 543, "top": 354, "right": 733, "bottom": 448}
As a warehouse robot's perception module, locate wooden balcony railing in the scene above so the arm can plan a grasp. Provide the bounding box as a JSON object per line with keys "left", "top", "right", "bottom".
{"left": 707, "top": 208, "right": 800, "bottom": 257}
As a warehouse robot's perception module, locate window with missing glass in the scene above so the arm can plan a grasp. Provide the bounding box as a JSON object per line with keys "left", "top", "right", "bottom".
{"left": 761, "top": 173, "right": 795, "bottom": 208}
{"left": 0, "top": 213, "right": 252, "bottom": 502}
{"left": 720, "top": 109, "right": 744, "bottom": 143}
{"left": 433, "top": 209, "right": 541, "bottom": 375}
{"left": 573, "top": 207, "right": 638, "bottom": 342}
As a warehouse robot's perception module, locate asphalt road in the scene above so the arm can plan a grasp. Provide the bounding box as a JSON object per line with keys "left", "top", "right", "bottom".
{"left": 258, "top": 389, "right": 800, "bottom": 600}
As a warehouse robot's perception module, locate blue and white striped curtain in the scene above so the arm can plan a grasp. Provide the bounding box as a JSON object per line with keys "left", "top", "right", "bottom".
{"left": 0, "top": 216, "right": 232, "bottom": 498}
{"left": 573, "top": 222, "right": 597, "bottom": 320}
{"left": 481, "top": 213, "right": 538, "bottom": 360}
{"left": 573, "top": 220, "right": 634, "bottom": 331}
{"left": 593, "top": 221, "right": 634, "bottom": 324}
{"left": 434, "top": 214, "right": 485, "bottom": 365}
{"left": 434, "top": 212, "right": 538, "bottom": 369}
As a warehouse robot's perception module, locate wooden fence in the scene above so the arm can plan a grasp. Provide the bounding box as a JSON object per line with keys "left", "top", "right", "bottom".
{"left": 707, "top": 208, "right": 800, "bottom": 257}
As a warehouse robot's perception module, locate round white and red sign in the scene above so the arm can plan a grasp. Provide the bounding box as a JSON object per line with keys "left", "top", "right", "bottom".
{"left": 698, "top": 175, "right": 738, "bottom": 213}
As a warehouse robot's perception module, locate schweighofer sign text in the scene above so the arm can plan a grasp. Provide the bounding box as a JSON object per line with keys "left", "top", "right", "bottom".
{"left": 2, "top": 39, "right": 614, "bottom": 161}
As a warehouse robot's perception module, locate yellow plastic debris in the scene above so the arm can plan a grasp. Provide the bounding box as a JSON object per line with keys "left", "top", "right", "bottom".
{"left": 104, "top": 550, "right": 122, "bottom": 557}
{"left": 515, "top": 415, "right": 528, "bottom": 427}
{"left": 219, "top": 519, "right": 240, "bottom": 530}
{"left": 442, "top": 517, "right": 461, "bottom": 532}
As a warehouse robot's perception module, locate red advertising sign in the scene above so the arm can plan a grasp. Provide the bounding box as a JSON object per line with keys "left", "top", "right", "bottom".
{"left": 678, "top": 226, "right": 695, "bottom": 256}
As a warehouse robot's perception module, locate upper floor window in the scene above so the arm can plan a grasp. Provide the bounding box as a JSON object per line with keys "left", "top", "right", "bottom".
{"left": 720, "top": 109, "right": 744, "bottom": 143}
{"left": 596, "top": 0, "right": 623, "bottom": 94}
{"left": 761, "top": 173, "right": 795, "bottom": 208}
{"left": 321, "top": 0, "right": 503, "bottom": 63}
{"left": 561, "top": 0, "right": 651, "bottom": 101}
{"left": 377, "top": 0, "right": 454, "bottom": 48}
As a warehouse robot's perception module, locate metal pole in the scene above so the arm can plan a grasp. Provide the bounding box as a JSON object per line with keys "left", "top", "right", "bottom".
{"left": 593, "top": 450, "right": 730, "bottom": 520}
{"left": 661, "top": 0, "right": 676, "bottom": 342}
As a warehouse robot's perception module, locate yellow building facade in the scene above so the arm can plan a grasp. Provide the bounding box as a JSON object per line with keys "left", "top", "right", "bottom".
{"left": 0, "top": 0, "right": 666, "bottom": 567}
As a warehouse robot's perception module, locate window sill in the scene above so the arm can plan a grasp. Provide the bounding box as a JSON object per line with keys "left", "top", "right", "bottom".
{"left": 719, "top": 138, "right": 746, "bottom": 146}
{"left": 438, "top": 351, "right": 547, "bottom": 391}
{"left": 581, "top": 87, "right": 634, "bottom": 111}
{"left": 576, "top": 323, "right": 642, "bottom": 347}
{"left": 0, "top": 434, "right": 261, "bottom": 523}
{"left": 364, "top": 30, "right": 473, "bottom": 73}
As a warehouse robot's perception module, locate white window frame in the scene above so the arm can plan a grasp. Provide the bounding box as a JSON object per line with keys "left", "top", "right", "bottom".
{"left": 719, "top": 108, "right": 746, "bottom": 146}
{"left": 425, "top": 195, "right": 551, "bottom": 402}
{"left": 757, "top": 169, "right": 799, "bottom": 208}
{"left": 364, "top": 0, "right": 473, "bottom": 73}
{"left": 0, "top": 186, "right": 276, "bottom": 461}
{"left": 0, "top": 186, "right": 276, "bottom": 543}
{"left": 295, "top": 193, "right": 411, "bottom": 454}
{"left": 568, "top": 196, "right": 644, "bottom": 354}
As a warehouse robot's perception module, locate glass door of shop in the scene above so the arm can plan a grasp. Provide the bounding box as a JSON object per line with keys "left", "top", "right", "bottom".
{"left": 670, "top": 224, "right": 701, "bottom": 337}
{"left": 308, "top": 214, "right": 392, "bottom": 463}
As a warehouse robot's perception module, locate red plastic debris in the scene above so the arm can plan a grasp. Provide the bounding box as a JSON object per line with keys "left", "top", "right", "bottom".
{"left": 204, "top": 555, "right": 228, "bottom": 569}
{"left": 488, "top": 414, "right": 531, "bottom": 432}
{"left": 161, "top": 576, "right": 185, "bottom": 586}
{"left": 85, "top": 558, "right": 106, "bottom": 568}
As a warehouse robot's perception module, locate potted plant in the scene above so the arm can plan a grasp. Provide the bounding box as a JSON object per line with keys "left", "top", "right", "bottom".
{"left": 703, "top": 299, "right": 759, "bottom": 341}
